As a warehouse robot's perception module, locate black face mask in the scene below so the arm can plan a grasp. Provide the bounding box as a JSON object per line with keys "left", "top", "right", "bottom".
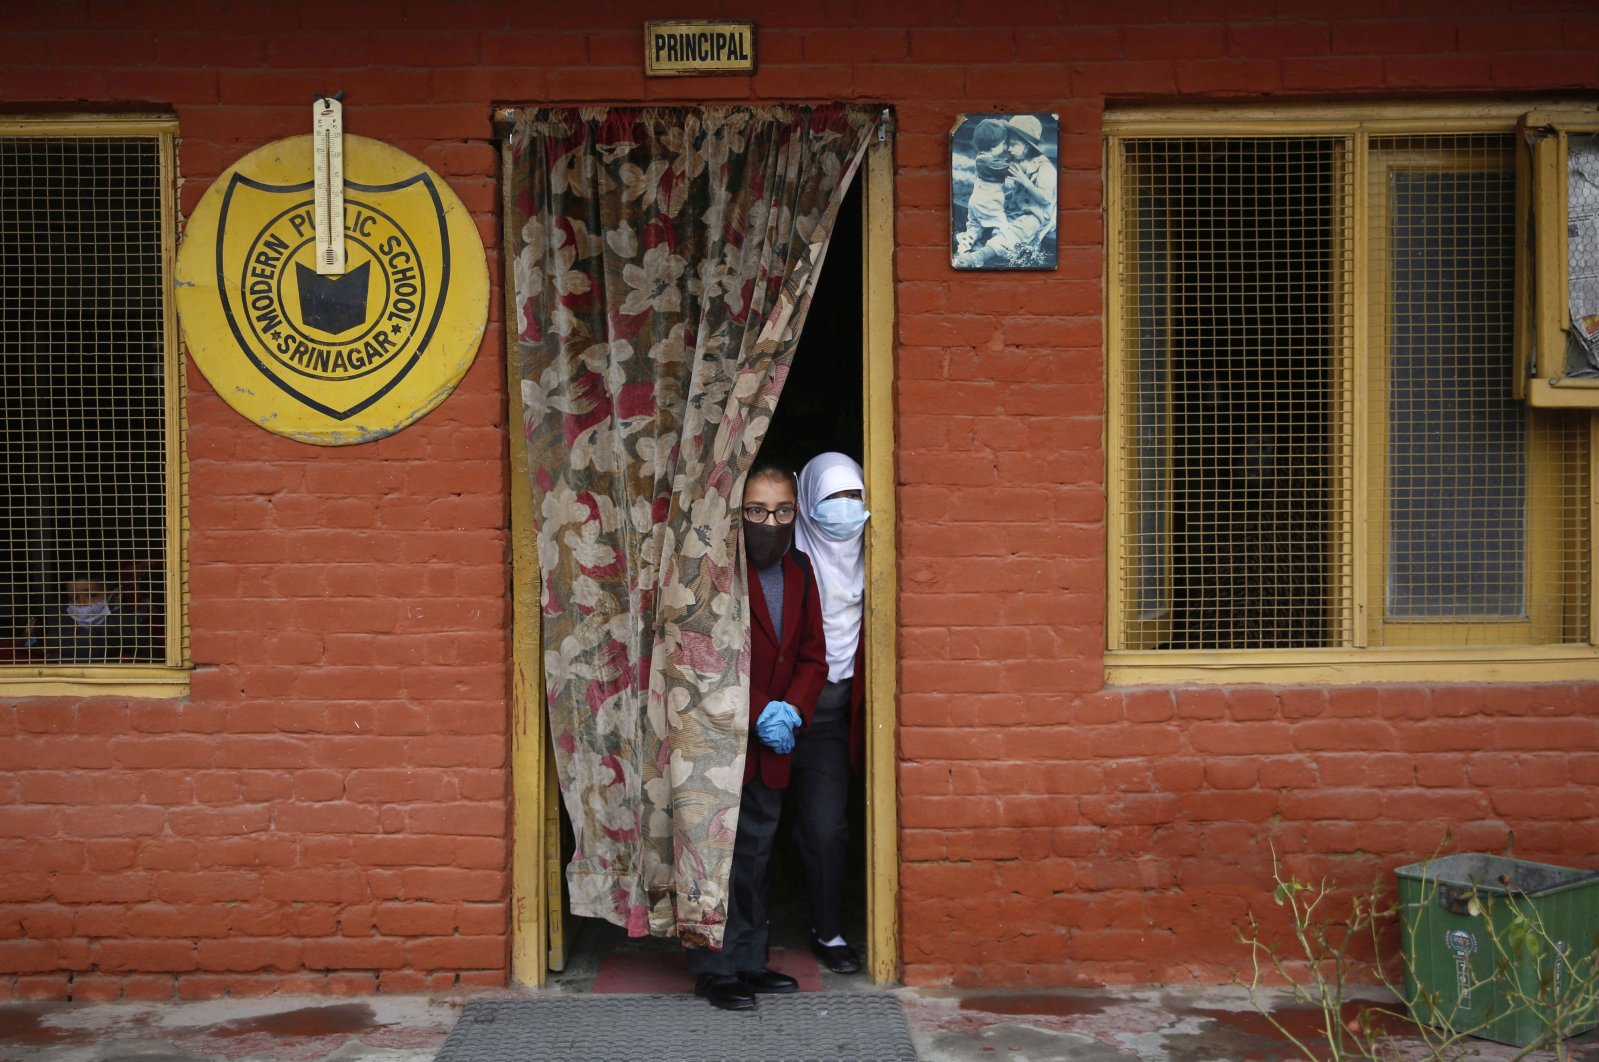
{"left": 743, "top": 519, "right": 793, "bottom": 570}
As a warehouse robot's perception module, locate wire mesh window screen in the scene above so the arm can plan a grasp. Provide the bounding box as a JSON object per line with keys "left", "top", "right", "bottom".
{"left": 1375, "top": 138, "right": 1525, "bottom": 620}
{"left": 1547, "top": 413, "right": 1592, "bottom": 644}
{"left": 0, "top": 135, "right": 172, "bottom": 666}
{"left": 1115, "top": 127, "right": 1592, "bottom": 652}
{"left": 1371, "top": 134, "right": 1590, "bottom": 642}
{"left": 1118, "top": 137, "right": 1351, "bottom": 650}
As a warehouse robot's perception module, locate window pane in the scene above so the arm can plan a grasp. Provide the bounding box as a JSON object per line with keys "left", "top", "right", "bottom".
{"left": 0, "top": 137, "right": 169, "bottom": 664}
{"left": 1568, "top": 133, "right": 1599, "bottom": 372}
{"left": 1118, "top": 138, "right": 1345, "bottom": 649}
{"left": 1384, "top": 164, "right": 1523, "bottom": 619}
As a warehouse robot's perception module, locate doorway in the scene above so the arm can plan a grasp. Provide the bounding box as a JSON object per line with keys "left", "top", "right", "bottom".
{"left": 505, "top": 117, "right": 898, "bottom": 987}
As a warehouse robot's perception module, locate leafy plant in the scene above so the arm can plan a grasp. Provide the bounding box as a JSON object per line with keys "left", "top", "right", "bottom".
{"left": 1238, "top": 840, "right": 1599, "bottom": 1061}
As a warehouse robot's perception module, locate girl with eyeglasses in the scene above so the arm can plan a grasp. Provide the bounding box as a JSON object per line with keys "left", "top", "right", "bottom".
{"left": 687, "top": 461, "right": 827, "bottom": 1011}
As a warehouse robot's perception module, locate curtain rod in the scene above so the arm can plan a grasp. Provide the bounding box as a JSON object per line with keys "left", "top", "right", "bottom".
{"left": 495, "top": 104, "right": 891, "bottom": 121}
{"left": 493, "top": 104, "right": 893, "bottom": 139}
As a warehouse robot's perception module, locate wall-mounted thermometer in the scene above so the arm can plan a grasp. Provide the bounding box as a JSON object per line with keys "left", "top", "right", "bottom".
{"left": 312, "top": 95, "right": 346, "bottom": 275}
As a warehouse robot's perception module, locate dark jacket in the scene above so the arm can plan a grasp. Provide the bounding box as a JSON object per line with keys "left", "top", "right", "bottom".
{"left": 40, "top": 607, "right": 137, "bottom": 664}
{"left": 745, "top": 550, "right": 828, "bottom": 788}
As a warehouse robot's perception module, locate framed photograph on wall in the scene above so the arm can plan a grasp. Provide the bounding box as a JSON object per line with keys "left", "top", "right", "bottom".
{"left": 951, "top": 112, "right": 1059, "bottom": 271}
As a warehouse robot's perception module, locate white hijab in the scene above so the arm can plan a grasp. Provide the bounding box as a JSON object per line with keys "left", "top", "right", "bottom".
{"left": 795, "top": 452, "right": 866, "bottom": 683}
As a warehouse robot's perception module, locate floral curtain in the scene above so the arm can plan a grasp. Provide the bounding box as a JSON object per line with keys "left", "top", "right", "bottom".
{"left": 507, "top": 105, "right": 875, "bottom": 945}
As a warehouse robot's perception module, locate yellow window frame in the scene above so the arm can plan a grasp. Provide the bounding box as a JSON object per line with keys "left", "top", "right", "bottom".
{"left": 1363, "top": 136, "right": 1578, "bottom": 648}
{"left": 1109, "top": 141, "right": 1173, "bottom": 652}
{"left": 1105, "top": 102, "right": 1599, "bottom": 686}
{"left": 1517, "top": 110, "right": 1599, "bottom": 408}
{"left": 0, "top": 115, "right": 189, "bottom": 698}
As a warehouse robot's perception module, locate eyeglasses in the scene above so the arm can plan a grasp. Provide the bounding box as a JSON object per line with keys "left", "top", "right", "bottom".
{"left": 743, "top": 504, "right": 797, "bottom": 524}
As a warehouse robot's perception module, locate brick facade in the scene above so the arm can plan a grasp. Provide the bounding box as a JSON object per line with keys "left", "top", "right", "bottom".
{"left": 2, "top": 0, "right": 1597, "bottom": 999}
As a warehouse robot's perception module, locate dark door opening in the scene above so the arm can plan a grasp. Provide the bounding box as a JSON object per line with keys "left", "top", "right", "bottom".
{"left": 547, "top": 175, "right": 869, "bottom": 992}
{"left": 759, "top": 171, "right": 868, "bottom": 975}
{"left": 760, "top": 175, "right": 864, "bottom": 468}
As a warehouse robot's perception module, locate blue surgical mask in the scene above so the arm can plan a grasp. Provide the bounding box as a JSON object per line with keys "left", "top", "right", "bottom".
{"left": 812, "top": 497, "right": 870, "bottom": 541}
{"left": 67, "top": 601, "right": 110, "bottom": 626}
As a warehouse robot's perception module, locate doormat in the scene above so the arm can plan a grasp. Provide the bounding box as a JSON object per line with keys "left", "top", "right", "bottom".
{"left": 433, "top": 994, "right": 919, "bottom": 1062}
{"left": 591, "top": 946, "right": 823, "bottom": 994}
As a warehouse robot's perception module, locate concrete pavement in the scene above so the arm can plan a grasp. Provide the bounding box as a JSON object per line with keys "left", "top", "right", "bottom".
{"left": 5, "top": 983, "right": 1599, "bottom": 1061}
{"left": 5, "top": 918, "right": 1599, "bottom": 1062}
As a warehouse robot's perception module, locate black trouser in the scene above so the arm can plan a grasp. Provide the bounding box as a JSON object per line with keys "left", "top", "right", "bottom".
{"left": 790, "top": 680, "right": 852, "bottom": 941}
{"left": 685, "top": 774, "right": 783, "bottom": 977}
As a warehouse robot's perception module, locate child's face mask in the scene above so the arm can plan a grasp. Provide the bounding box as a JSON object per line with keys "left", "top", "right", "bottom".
{"left": 743, "top": 519, "right": 793, "bottom": 570}
{"left": 67, "top": 601, "right": 110, "bottom": 626}
{"left": 811, "top": 497, "right": 870, "bottom": 541}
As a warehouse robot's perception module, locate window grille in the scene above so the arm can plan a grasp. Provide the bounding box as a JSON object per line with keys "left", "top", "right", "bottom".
{"left": 1381, "top": 157, "right": 1521, "bottom": 618}
{"left": 1112, "top": 120, "right": 1591, "bottom": 659}
{"left": 1118, "top": 136, "right": 1351, "bottom": 650}
{"left": 1368, "top": 135, "right": 1586, "bottom": 646}
{"left": 0, "top": 124, "right": 184, "bottom": 676}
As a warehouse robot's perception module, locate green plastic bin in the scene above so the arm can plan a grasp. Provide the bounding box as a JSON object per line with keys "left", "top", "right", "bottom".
{"left": 1396, "top": 854, "right": 1599, "bottom": 1047}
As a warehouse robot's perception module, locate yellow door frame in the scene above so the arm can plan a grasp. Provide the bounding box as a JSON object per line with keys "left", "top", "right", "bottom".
{"left": 505, "top": 119, "right": 899, "bottom": 987}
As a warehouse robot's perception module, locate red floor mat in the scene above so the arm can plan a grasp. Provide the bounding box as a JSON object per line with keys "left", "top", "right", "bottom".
{"left": 591, "top": 947, "right": 824, "bottom": 994}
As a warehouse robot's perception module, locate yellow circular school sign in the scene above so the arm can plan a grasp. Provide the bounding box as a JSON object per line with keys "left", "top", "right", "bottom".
{"left": 176, "top": 135, "right": 488, "bottom": 445}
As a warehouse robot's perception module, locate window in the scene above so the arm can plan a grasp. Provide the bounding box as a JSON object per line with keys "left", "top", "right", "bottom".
{"left": 1518, "top": 109, "right": 1599, "bottom": 407}
{"left": 1107, "top": 105, "right": 1596, "bottom": 684}
{"left": 0, "top": 117, "right": 186, "bottom": 694}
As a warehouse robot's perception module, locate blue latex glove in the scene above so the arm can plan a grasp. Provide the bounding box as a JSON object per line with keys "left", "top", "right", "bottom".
{"left": 756, "top": 700, "right": 802, "bottom": 755}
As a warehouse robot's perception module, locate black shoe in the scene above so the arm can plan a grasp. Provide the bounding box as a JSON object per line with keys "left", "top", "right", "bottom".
{"left": 695, "top": 973, "right": 756, "bottom": 1010}
{"left": 811, "top": 938, "right": 862, "bottom": 974}
{"left": 738, "top": 967, "right": 799, "bottom": 993}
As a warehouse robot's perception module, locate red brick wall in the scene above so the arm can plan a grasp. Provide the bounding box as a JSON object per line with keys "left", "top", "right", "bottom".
{"left": 2, "top": 0, "right": 1597, "bottom": 999}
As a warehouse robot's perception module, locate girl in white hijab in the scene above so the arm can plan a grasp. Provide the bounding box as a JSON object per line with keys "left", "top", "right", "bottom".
{"left": 796, "top": 453, "right": 869, "bottom": 684}
{"left": 790, "top": 452, "right": 870, "bottom": 973}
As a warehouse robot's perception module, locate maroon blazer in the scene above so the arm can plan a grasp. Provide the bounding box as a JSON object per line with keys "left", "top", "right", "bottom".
{"left": 745, "top": 550, "right": 828, "bottom": 788}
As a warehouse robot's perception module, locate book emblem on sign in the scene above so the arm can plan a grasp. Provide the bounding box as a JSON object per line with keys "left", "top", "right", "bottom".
{"left": 295, "top": 261, "right": 370, "bottom": 334}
